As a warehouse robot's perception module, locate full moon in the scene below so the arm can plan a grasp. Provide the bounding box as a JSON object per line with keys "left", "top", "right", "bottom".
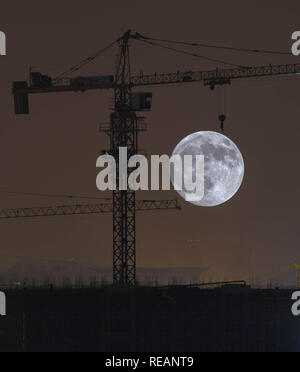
{"left": 171, "top": 131, "right": 245, "bottom": 207}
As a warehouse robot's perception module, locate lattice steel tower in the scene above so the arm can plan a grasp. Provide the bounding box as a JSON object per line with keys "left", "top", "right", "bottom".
{"left": 109, "top": 30, "right": 144, "bottom": 285}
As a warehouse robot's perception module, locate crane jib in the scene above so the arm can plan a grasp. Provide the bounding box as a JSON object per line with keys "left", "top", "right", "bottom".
{"left": 0, "top": 200, "right": 181, "bottom": 219}
{"left": 12, "top": 63, "right": 300, "bottom": 96}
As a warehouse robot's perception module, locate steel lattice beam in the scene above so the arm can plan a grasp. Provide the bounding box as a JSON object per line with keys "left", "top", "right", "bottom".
{"left": 12, "top": 63, "right": 300, "bottom": 96}
{"left": 0, "top": 199, "right": 181, "bottom": 219}
{"left": 131, "top": 63, "right": 300, "bottom": 87}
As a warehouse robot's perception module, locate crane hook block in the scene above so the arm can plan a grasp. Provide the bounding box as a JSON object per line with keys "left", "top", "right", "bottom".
{"left": 219, "top": 114, "right": 226, "bottom": 132}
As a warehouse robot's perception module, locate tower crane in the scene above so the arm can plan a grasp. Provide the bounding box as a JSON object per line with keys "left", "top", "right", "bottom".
{"left": 12, "top": 30, "right": 300, "bottom": 285}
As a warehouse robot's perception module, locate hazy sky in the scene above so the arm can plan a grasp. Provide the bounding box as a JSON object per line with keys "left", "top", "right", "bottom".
{"left": 0, "top": 1, "right": 299, "bottom": 284}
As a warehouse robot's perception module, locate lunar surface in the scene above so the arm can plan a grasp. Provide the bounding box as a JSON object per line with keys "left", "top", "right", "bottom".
{"left": 171, "top": 131, "right": 245, "bottom": 207}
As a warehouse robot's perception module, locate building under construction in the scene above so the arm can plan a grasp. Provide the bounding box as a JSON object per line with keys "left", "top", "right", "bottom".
{"left": 0, "top": 284, "right": 298, "bottom": 352}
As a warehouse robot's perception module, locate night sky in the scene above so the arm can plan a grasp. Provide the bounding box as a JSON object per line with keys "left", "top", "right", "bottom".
{"left": 0, "top": 1, "right": 299, "bottom": 285}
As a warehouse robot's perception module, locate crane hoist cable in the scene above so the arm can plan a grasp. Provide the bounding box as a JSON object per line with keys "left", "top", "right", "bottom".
{"left": 135, "top": 37, "right": 246, "bottom": 68}
{"left": 50, "top": 31, "right": 290, "bottom": 80}
{"left": 55, "top": 38, "right": 119, "bottom": 79}
{"left": 136, "top": 34, "right": 291, "bottom": 56}
{"left": 49, "top": 32, "right": 290, "bottom": 80}
{"left": 0, "top": 190, "right": 111, "bottom": 201}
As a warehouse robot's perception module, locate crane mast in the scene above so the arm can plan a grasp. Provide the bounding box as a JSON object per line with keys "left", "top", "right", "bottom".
{"left": 110, "top": 31, "right": 139, "bottom": 285}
